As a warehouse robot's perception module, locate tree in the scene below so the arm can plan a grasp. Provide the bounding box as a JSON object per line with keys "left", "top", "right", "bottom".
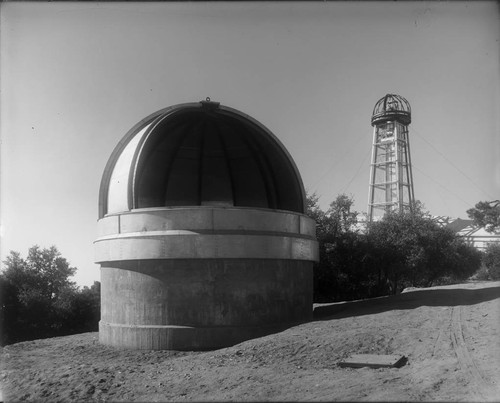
{"left": 467, "top": 200, "right": 500, "bottom": 233}
{"left": 325, "top": 194, "right": 359, "bottom": 238}
{"left": 307, "top": 193, "right": 368, "bottom": 301}
{"left": 308, "top": 194, "right": 482, "bottom": 301}
{"left": 483, "top": 243, "right": 500, "bottom": 280}
{"left": 0, "top": 245, "right": 100, "bottom": 345}
{"left": 367, "top": 204, "right": 482, "bottom": 292}
{"left": 55, "top": 281, "right": 101, "bottom": 334}
{"left": 1, "top": 246, "right": 77, "bottom": 342}
{"left": 307, "top": 192, "right": 333, "bottom": 301}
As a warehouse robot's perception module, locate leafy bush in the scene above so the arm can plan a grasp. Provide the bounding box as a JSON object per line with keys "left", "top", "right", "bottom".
{"left": 308, "top": 194, "right": 483, "bottom": 302}
{"left": 483, "top": 243, "right": 500, "bottom": 280}
{"left": 470, "top": 264, "right": 491, "bottom": 281}
{"left": 467, "top": 200, "right": 500, "bottom": 234}
{"left": 0, "top": 246, "right": 100, "bottom": 346}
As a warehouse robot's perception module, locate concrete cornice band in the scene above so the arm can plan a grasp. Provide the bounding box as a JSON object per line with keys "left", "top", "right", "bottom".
{"left": 95, "top": 207, "right": 319, "bottom": 263}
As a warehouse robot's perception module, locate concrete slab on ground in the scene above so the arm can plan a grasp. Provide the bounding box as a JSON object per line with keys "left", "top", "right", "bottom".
{"left": 339, "top": 354, "right": 407, "bottom": 369}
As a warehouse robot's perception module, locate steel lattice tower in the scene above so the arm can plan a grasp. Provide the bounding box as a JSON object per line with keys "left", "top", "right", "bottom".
{"left": 368, "top": 94, "right": 415, "bottom": 221}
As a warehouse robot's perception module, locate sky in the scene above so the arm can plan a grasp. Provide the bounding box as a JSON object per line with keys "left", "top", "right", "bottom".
{"left": 1, "top": 1, "right": 499, "bottom": 287}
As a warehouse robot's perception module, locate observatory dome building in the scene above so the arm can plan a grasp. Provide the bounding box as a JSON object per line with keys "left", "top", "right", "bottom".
{"left": 95, "top": 99, "right": 319, "bottom": 350}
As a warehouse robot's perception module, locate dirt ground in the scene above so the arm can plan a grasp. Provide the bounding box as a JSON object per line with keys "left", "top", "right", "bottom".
{"left": 1, "top": 281, "right": 499, "bottom": 402}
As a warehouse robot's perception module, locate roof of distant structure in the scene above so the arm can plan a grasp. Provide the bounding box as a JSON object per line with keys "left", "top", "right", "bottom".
{"left": 371, "top": 94, "right": 411, "bottom": 126}
{"left": 98, "top": 99, "right": 306, "bottom": 218}
{"left": 443, "top": 218, "right": 475, "bottom": 233}
{"left": 433, "top": 216, "right": 500, "bottom": 244}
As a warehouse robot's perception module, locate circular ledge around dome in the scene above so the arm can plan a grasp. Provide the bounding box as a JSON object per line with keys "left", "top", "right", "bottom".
{"left": 94, "top": 207, "right": 319, "bottom": 263}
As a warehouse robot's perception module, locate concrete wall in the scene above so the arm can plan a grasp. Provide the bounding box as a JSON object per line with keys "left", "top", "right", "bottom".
{"left": 99, "top": 259, "right": 313, "bottom": 350}
{"left": 95, "top": 207, "right": 319, "bottom": 350}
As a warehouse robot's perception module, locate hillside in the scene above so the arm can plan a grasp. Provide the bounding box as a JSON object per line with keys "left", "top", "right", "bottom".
{"left": 1, "top": 281, "right": 499, "bottom": 402}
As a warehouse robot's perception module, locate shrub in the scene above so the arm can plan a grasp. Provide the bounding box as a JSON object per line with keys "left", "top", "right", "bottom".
{"left": 483, "top": 243, "right": 500, "bottom": 280}
{"left": 470, "top": 264, "right": 491, "bottom": 281}
{"left": 1, "top": 246, "right": 100, "bottom": 345}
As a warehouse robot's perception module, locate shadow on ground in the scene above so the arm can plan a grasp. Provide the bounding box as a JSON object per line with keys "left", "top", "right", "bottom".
{"left": 313, "top": 284, "right": 500, "bottom": 321}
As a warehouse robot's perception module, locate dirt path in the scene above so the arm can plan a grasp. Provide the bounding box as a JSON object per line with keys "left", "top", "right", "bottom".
{"left": 1, "top": 281, "right": 499, "bottom": 402}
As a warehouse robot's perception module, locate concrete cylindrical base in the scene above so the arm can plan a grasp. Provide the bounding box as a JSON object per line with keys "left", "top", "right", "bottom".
{"left": 99, "top": 259, "right": 313, "bottom": 350}
{"left": 95, "top": 207, "right": 318, "bottom": 350}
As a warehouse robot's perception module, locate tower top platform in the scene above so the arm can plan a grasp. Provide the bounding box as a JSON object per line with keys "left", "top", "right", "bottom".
{"left": 371, "top": 94, "right": 411, "bottom": 126}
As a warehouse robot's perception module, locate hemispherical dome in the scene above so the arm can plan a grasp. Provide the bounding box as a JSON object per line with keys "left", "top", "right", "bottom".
{"left": 98, "top": 99, "right": 306, "bottom": 218}
{"left": 371, "top": 94, "right": 411, "bottom": 126}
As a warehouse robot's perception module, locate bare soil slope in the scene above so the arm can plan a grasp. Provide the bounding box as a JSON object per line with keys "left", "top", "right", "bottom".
{"left": 2, "top": 281, "right": 499, "bottom": 402}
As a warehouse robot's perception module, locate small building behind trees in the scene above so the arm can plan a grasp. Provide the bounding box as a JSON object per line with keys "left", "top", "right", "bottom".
{"left": 433, "top": 216, "right": 500, "bottom": 251}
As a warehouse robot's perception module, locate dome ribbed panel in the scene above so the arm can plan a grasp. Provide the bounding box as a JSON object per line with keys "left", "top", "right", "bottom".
{"left": 133, "top": 110, "right": 303, "bottom": 212}
{"left": 107, "top": 123, "right": 153, "bottom": 215}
